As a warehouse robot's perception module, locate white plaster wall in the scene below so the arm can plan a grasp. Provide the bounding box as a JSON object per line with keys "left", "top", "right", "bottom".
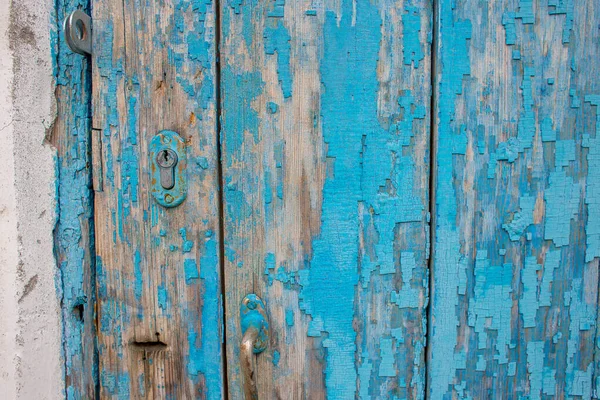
{"left": 0, "top": 0, "right": 64, "bottom": 398}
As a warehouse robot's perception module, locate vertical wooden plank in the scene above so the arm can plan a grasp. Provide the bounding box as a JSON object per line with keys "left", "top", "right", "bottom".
{"left": 220, "top": 0, "right": 432, "bottom": 398}
{"left": 51, "top": 1, "right": 97, "bottom": 398}
{"left": 91, "top": 0, "right": 223, "bottom": 397}
{"left": 429, "top": 0, "right": 600, "bottom": 397}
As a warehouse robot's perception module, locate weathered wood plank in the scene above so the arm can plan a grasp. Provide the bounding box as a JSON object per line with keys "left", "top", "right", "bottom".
{"left": 51, "top": 1, "right": 98, "bottom": 398}
{"left": 91, "top": 0, "right": 223, "bottom": 397}
{"left": 428, "top": 0, "right": 600, "bottom": 397}
{"left": 220, "top": 1, "right": 432, "bottom": 398}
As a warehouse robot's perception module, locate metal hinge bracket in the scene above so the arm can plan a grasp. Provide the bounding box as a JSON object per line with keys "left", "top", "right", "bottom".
{"left": 64, "top": 10, "right": 92, "bottom": 55}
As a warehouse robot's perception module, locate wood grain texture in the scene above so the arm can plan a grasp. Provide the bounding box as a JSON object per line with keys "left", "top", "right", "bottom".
{"left": 52, "top": 1, "right": 97, "bottom": 397}
{"left": 220, "top": 1, "right": 432, "bottom": 398}
{"left": 428, "top": 0, "right": 600, "bottom": 398}
{"left": 91, "top": 0, "right": 223, "bottom": 397}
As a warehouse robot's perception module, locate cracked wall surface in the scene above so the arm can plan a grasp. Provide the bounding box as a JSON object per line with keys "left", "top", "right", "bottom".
{"left": 0, "top": 0, "right": 63, "bottom": 398}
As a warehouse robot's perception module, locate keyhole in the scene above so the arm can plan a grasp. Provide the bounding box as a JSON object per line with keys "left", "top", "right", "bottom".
{"left": 156, "top": 149, "right": 178, "bottom": 190}
{"left": 157, "top": 149, "right": 177, "bottom": 168}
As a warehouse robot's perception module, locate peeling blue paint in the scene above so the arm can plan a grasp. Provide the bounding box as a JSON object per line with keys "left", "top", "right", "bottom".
{"left": 402, "top": 6, "right": 424, "bottom": 68}
{"left": 544, "top": 169, "right": 578, "bottom": 247}
{"left": 186, "top": 237, "right": 222, "bottom": 398}
{"left": 583, "top": 96, "right": 600, "bottom": 262}
{"left": 184, "top": 259, "right": 200, "bottom": 283}
{"left": 502, "top": 195, "right": 534, "bottom": 241}
{"left": 264, "top": 2, "right": 293, "bottom": 98}
{"left": 428, "top": 0, "right": 471, "bottom": 394}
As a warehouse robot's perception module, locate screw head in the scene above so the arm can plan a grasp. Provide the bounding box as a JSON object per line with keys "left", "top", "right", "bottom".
{"left": 164, "top": 194, "right": 174, "bottom": 204}
{"left": 246, "top": 300, "right": 257, "bottom": 310}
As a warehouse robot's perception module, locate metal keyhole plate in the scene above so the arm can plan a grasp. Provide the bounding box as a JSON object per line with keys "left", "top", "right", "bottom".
{"left": 150, "top": 130, "right": 187, "bottom": 208}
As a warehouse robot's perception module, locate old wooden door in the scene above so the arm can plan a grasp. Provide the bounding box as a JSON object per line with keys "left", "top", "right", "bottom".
{"left": 220, "top": 0, "right": 431, "bottom": 398}
{"left": 61, "top": 0, "right": 599, "bottom": 398}
{"left": 427, "top": 0, "right": 600, "bottom": 398}
{"left": 91, "top": 0, "right": 223, "bottom": 398}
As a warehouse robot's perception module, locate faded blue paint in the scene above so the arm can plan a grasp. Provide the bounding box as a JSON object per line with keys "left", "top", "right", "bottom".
{"left": 548, "top": 0, "right": 574, "bottom": 43}
{"left": 520, "top": 256, "right": 541, "bottom": 328}
{"left": 402, "top": 6, "right": 424, "bottom": 68}
{"left": 134, "top": 250, "right": 143, "bottom": 301}
{"left": 296, "top": 1, "right": 428, "bottom": 397}
{"left": 179, "top": 228, "right": 194, "bottom": 252}
{"left": 297, "top": 4, "right": 379, "bottom": 397}
{"left": 544, "top": 168, "right": 578, "bottom": 247}
{"left": 502, "top": 195, "right": 534, "bottom": 241}
{"left": 184, "top": 259, "right": 200, "bottom": 283}
{"left": 186, "top": 237, "right": 222, "bottom": 399}
{"left": 583, "top": 96, "right": 600, "bottom": 262}
{"left": 428, "top": 0, "right": 471, "bottom": 394}
{"left": 52, "top": 0, "right": 98, "bottom": 397}
{"left": 264, "top": 1, "right": 293, "bottom": 98}
{"left": 431, "top": 0, "right": 600, "bottom": 397}
{"left": 285, "top": 309, "right": 294, "bottom": 327}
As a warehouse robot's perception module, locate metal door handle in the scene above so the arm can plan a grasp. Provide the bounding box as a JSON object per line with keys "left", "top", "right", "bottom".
{"left": 240, "top": 294, "right": 269, "bottom": 400}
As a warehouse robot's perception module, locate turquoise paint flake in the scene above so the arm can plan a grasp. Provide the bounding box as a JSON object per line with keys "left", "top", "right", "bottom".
{"left": 475, "top": 356, "right": 486, "bottom": 371}
{"left": 517, "top": 68, "right": 536, "bottom": 152}
{"left": 520, "top": 257, "right": 541, "bottom": 328}
{"left": 570, "top": 89, "right": 581, "bottom": 108}
{"left": 179, "top": 228, "right": 194, "bottom": 252}
{"left": 526, "top": 341, "right": 556, "bottom": 399}
{"left": 555, "top": 140, "right": 575, "bottom": 167}
{"left": 508, "top": 362, "right": 516, "bottom": 377}
{"left": 267, "top": 101, "right": 279, "bottom": 114}
{"left": 548, "top": 0, "right": 574, "bottom": 43}
{"left": 186, "top": 237, "right": 222, "bottom": 398}
{"left": 501, "top": 0, "right": 534, "bottom": 45}
{"left": 264, "top": 252, "right": 276, "bottom": 280}
{"left": 428, "top": 0, "right": 472, "bottom": 394}
{"left": 583, "top": 96, "right": 600, "bottom": 261}
{"left": 502, "top": 194, "right": 534, "bottom": 241}
{"left": 391, "top": 327, "right": 404, "bottom": 344}
{"left": 264, "top": 1, "right": 293, "bottom": 98}
{"left": 358, "top": 351, "right": 373, "bottom": 399}
{"left": 379, "top": 338, "right": 396, "bottom": 377}
{"left": 544, "top": 168, "right": 579, "bottom": 247}
{"left": 564, "top": 279, "right": 595, "bottom": 397}
{"left": 391, "top": 252, "right": 420, "bottom": 309}
{"left": 541, "top": 117, "right": 556, "bottom": 142}
{"left": 272, "top": 350, "right": 280, "bottom": 366}
{"left": 184, "top": 259, "right": 199, "bottom": 283}
{"left": 539, "top": 250, "right": 559, "bottom": 306}
{"left": 157, "top": 285, "right": 168, "bottom": 310}
{"left": 285, "top": 309, "right": 294, "bottom": 327}
{"left": 134, "top": 250, "right": 143, "bottom": 301}
{"left": 402, "top": 6, "right": 424, "bottom": 68}
{"left": 468, "top": 252, "right": 512, "bottom": 365}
